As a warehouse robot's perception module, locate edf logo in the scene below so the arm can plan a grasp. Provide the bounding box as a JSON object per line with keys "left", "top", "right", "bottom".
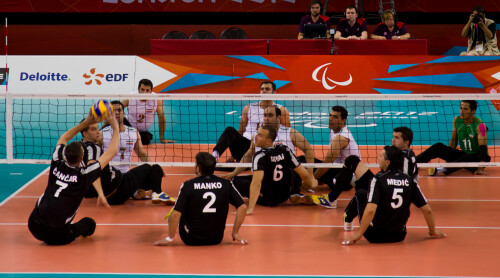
{"left": 83, "top": 68, "right": 129, "bottom": 86}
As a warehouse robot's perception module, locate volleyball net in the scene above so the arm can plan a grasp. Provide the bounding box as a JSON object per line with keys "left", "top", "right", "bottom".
{"left": 0, "top": 93, "right": 499, "bottom": 169}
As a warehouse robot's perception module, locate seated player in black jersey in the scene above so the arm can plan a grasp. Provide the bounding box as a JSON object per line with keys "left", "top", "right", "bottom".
{"left": 154, "top": 152, "right": 247, "bottom": 246}
{"left": 231, "top": 125, "right": 315, "bottom": 214}
{"left": 79, "top": 120, "right": 173, "bottom": 206}
{"left": 325, "top": 126, "right": 419, "bottom": 208}
{"left": 340, "top": 146, "right": 446, "bottom": 244}
{"left": 223, "top": 106, "right": 318, "bottom": 203}
{"left": 28, "top": 110, "right": 120, "bottom": 245}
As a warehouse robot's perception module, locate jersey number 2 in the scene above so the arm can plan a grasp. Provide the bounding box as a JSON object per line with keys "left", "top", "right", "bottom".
{"left": 202, "top": 192, "right": 216, "bottom": 213}
{"left": 54, "top": 180, "right": 68, "bottom": 198}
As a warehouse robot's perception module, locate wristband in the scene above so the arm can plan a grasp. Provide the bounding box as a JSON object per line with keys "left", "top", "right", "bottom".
{"left": 165, "top": 236, "right": 174, "bottom": 243}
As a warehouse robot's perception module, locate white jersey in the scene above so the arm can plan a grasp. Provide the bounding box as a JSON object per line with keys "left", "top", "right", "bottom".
{"left": 330, "top": 126, "right": 360, "bottom": 163}
{"left": 102, "top": 125, "right": 138, "bottom": 173}
{"left": 242, "top": 102, "right": 282, "bottom": 140}
{"left": 126, "top": 91, "right": 158, "bottom": 132}
{"left": 255, "top": 125, "right": 295, "bottom": 154}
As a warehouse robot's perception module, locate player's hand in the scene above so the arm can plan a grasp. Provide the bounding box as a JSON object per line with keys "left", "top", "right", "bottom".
{"left": 428, "top": 230, "right": 446, "bottom": 239}
{"left": 232, "top": 233, "right": 248, "bottom": 245}
{"left": 160, "top": 139, "right": 176, "bottom": 144}
{"left": 85, "top": 109, "right": 99, "bottom": 125}
{"left": 97, "top": 195, "right": 111, "bottom": 208}
{"left": 469, "top": 13, "right": 475, "bottom": 22}
{"left": 474, "top": 169, "right": 487, "bottom": 175}
{"left": 106, "top": 114, "right": 118, "bottom": 128}
{"left": 154, "top": 237, "right": 174, "bottom": 246}
{"left": 222, "top": 172, "right": 235, "bottom": 180}
{"left": 342, "top": 232, "right": 363, "bottom": 245}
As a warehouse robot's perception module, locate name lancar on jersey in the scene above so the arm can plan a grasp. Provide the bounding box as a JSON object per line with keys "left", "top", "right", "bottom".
{"left": 53, "top": 168, "right": 78, "bottom": 183}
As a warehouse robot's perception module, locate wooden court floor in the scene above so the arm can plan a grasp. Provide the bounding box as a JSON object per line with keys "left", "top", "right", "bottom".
{"left": 0, "top": 163, "right": 499, "bottom": 278}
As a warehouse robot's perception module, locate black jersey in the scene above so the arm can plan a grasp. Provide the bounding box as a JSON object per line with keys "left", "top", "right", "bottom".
{"left": 402, "top": 148, "right": 418, "bottom": 182}
{"left": 253, "top": 145, "right": 300, "bottom": 205}
{"left": 80, "top": 139, "right": 122, "bottom": 197}
{"left": 368, "top": 169, "right": 427, "bottom": 232}
{"left": 174, "top": 175, "right": 245, "bottom": 242}
{"left": 31, "top": 144, "right": 101, "bottom": 227}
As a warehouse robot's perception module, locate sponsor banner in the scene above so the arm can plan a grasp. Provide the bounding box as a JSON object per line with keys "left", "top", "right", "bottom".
{"left": 1, "top": 0, "right": 498, "bottom": 13}
{"left": 140, "top": 55, "right": 500, "bottom": 97}
{"left": 0, "top": 57, "right": 6, "bottom": 93}
{"left": 8, "top": 56, "right": 137, "bottom": 94}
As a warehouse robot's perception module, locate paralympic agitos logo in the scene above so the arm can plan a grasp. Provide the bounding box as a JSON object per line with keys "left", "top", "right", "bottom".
{"left": 312, "top": 63, "right": 352, "bottom": 90}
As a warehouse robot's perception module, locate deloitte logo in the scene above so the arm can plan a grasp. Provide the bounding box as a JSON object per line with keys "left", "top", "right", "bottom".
{"left": 20, "top": 72, "right": 69, "bottom": 81}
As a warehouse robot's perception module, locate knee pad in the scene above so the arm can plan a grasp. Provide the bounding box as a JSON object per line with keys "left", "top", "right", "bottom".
{"left": 344, "top": 155, "right": 361, "bottom": 172}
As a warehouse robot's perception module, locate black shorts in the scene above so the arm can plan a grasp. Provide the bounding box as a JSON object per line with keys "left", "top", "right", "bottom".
{"left": 364, "top": 226, "right": 407, "bottom": 243}
{"left": 28, "top": 212, "right": 95, "bottom": 245}
{"left": 178, "top": 223, "right": 223, "bottom": 246}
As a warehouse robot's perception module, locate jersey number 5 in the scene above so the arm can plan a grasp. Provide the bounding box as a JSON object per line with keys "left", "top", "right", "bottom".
{"left": 391, "top": 188, "right": 404, "bottom": 209}
{"left": 202, "top": 192, "right": 216, "bottom": 213}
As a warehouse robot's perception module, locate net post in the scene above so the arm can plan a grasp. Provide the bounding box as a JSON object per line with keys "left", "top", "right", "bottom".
{"left": 5, "top": 91, "right": 13, "bottom": 163}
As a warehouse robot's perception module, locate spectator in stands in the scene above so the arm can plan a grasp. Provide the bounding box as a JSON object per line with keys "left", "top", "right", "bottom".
{"left": 370, "top": 10, "right": 410, "bottom": 40}
{"left": 460, "top": 6, "right": 499, "bottom": 56}
{"left": 298, "top": 0, "right": 331, "bottom": 39}
{"left": 334, "top": 5, "right": 368, "bottom": 40}
{"left": 121, "top": 79, "right": 175, "bottom": 145}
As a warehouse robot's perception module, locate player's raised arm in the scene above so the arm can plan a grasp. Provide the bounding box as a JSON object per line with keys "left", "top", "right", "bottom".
{"left": 57, "top": 109, "right": 97, "bottom": 146}
{"left": 98, "top": 115, "right": 120, "bottom": 169}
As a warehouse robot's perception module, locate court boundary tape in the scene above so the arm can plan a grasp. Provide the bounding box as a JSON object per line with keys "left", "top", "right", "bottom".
{"left": 0, "top": 166, "right": 49, "bottom": 208}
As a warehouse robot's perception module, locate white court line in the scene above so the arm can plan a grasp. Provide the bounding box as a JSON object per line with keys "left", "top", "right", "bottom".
{"left": 0, "top": 167, "right": 49, "bottom": 208}
{"left": 0, "top": 222, "right": 499, "bottom": 230}
{"left": 10, "top": 196, "right": 500, "bottom": 202}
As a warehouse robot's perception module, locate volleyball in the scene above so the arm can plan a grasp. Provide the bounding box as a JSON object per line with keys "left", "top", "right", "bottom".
{"left": 91, "top": 100, "right": 113, "bottom": 121}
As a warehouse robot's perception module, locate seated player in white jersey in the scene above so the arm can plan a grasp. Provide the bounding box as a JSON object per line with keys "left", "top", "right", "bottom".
{"left": 211, "top": 81, "right": 291, "bottom": 164}
{"left": 313, "top": 105, "right": 361, "bottom": 208}
{"left": 154, "top": 152, "right": 247, "bottom": 246}
{"left": 121, "top": 78, "right": 175, "bottom": 145}
{"left": 231, "top": 125, "right": 315, "bottom": 214}
{"left": 99, "top": 101, "right": 174, "bottom": 204}
{"left": 28, "top": 110, "right": 120, "bottom": 245}
{"left": 80, "top": 120, "right": 173, "bottom": 206}
{"left": 341, "top": 146, "right": 446, "bottom": 244}
{"left": 224, "top": 105, "right": 318, "bottom": 203}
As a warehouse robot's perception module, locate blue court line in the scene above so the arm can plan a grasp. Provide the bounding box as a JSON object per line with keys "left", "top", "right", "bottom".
{"left": 0, "top": 164, "right": 49, "bottom": 205}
